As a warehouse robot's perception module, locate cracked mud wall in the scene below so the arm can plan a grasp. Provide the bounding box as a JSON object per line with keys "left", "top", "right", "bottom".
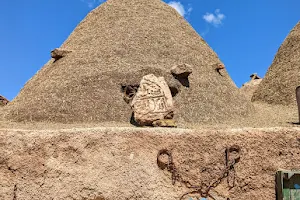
{"left": 0, "top": 127, "right": 300, "bottom": 200}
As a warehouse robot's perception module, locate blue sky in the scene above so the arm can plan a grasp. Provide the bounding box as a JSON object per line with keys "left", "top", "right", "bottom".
{"left": 0, "top": 0, "right": 299, "bottom": 100}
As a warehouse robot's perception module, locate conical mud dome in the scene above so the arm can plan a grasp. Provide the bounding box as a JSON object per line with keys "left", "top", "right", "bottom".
{"left": 253, "top": 21, "right": 300, "bottom": 105}
{"left": 5, "top": 0, "right": 252, "bottom": 123}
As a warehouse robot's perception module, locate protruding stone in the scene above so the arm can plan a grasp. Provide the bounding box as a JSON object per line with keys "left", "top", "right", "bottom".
{"left": 51, "top": 48, "right": 72, "bottom": 60}
{"left": 250, "top": 73, "right": 261, "bottom": 80}
{"left": 213, "top": 63, "right": 225, "bottom": 72}
{"left": 170, "top": 64, "right": 193, "bottom": 77}
{"left": 0, "top": 95, "right": 9, "bottom": 106}
{"left": 131, "top": 74, "right": 174, "bottom": 126}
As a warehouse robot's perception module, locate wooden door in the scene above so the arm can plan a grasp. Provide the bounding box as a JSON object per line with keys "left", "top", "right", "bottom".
{"left": 277, "top": 171, "right": 300, "bottom": 200}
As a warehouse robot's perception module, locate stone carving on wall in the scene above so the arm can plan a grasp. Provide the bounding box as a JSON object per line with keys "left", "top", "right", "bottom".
{"left": 131, "top": 74, "right": 174, "bottom": 126}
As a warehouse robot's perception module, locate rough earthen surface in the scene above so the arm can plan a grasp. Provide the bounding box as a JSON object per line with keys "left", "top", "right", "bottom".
{"left": 4, "top": 0, "right": 252, "bottom": 124}
{"left": 253, "top": 21, "right": 300, "bottom": 105}
{"left": 0, "top": 127, "right": 300, "bottom": 200}
{"left": 240, "top": 77, "right": 262, "bottom": 101}
{"left": 297, "top": 86, "right": 300, "bottom": 123}
{"left": 0, "top": 95, "right": 9, "bottom": 106}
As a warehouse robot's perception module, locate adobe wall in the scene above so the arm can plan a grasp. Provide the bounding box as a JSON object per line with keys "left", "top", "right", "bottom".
{"left": 0, "top": 127, "right": 299, "bottom": 200}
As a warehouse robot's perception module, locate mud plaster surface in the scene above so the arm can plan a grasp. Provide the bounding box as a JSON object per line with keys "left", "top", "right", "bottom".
{"left": 1, "top": 127, "right": 300, "bottom": 200}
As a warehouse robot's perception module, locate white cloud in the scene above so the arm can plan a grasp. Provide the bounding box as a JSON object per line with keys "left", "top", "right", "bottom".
{"left": 203, "top": 9, "right": 225, "bottom": 27}
{"left": 167, "top": 1, "right": 192, "bottom": 17}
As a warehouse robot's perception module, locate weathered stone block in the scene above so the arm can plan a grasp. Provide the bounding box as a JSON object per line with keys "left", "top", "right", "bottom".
{"left": 131, "top": 74, "right": 174, "bottom": 126}
{"left": 170, "top": 64, "right": 193, "bottom": 77}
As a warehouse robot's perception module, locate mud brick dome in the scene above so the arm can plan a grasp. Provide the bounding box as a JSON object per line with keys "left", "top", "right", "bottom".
{"left": 253, "top": 21, "right": 300, "bottom": 105}
{"left": 4, "top": 0, "right": 252, "bottom": 123}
